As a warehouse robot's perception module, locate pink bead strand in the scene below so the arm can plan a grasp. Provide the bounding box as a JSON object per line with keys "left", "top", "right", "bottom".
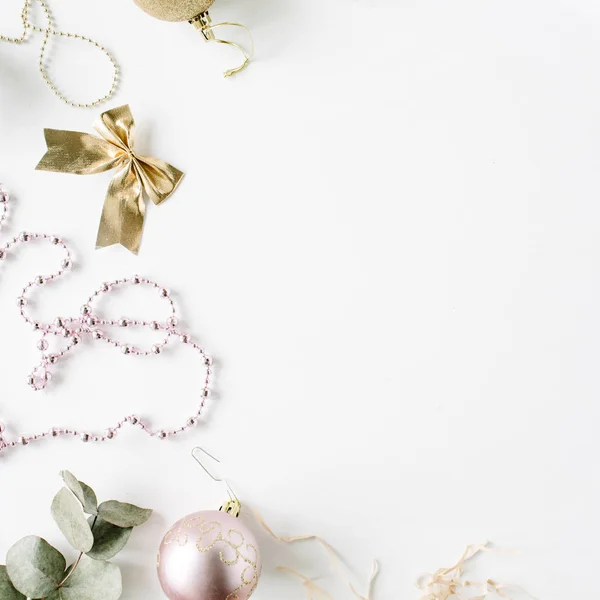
{"left": 0, "top": 184, "right": 213, "bottom": 455}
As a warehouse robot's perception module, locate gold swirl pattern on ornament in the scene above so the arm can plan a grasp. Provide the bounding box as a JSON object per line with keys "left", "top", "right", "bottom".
{"left": 163, "top": 519, "right": 191, "bottom": 546}
{"left": 165, "top": 515, "right": 260, "bottom": 599}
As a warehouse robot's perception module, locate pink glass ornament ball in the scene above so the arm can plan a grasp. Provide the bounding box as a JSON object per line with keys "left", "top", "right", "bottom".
{"left": 158, "top": 510, "right": 262, "bottom": 600}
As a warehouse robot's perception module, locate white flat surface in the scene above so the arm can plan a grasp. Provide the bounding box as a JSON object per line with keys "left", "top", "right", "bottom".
{"left": 0, "top": 0, "right": 599, "bottom": 597}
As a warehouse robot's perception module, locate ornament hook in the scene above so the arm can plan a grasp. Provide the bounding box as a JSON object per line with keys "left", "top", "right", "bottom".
{"left": 191, "top": 446, "right": 241, "bottom": 514}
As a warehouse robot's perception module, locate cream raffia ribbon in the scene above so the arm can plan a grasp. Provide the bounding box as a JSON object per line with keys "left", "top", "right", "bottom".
{"left": 255, "top": 511, "right": 379, "bottom": 600}
{"left": 36, "top": 104, "right": 184, "bottom": 254}
{"left": 256, "top": 514, "right": 535, "bottom": 600}
{"left": 415, "top": 541, "right": 536, "bottom": 600}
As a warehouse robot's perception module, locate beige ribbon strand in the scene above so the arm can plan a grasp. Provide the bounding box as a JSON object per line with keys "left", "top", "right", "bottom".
{"left": 255, "top": 511, "right": 378, "bottom": 600}
{"left": 415, "top": 542, "right": 536, "bottom": 600}
{"left": 255, "top": 515, "right": 535, "bottom": 600}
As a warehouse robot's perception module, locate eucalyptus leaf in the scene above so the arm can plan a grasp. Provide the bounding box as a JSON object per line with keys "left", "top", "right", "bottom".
{"left": 0, "top": 565, "right": 26, "bottom": 600}
{"left": 51, "top": 557, "right": 121, "bottom": 600}
{"left": 79, "top": 482, "right": 99, "bottom": 515}
{"left": 98, "top": 501, "right": 153, "bottom": 528}
{"left": 51, "top": 488, "right": 94, "bottom": 553}
{"left": 86, "top": 517, "right": 133, "bottom": 560}
{"left": 60, "top": 471, "right": 98, "bottom": 515}
{"left": 6, "top": 536, "right": 66, "bottom": 599}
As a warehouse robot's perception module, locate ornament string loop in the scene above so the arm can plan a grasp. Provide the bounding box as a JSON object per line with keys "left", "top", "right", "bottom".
{"left": 190, "top": 13, "right": 255, "bottom": 78}
{"left": 0, "top": 0, "right": 119, "bottom": 108}
{"left": 36, "top": 104, "right": 185, "bottom": 254}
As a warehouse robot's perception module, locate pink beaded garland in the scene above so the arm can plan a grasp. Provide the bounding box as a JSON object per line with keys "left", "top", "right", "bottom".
{"left": 0, "top": 184, "right": 213, "bottom": 455}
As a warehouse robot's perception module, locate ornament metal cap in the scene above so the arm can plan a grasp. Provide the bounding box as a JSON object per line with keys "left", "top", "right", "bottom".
{"left": 133, "top": 0, "right": 254, "bottom": 77}
{"left": 220, "top": 499, "right": 241, "bottom": 518}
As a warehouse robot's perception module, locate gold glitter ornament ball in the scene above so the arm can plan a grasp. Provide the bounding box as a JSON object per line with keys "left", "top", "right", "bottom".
{"left": 133, "top": 0, "right": 215, "bottom": 22}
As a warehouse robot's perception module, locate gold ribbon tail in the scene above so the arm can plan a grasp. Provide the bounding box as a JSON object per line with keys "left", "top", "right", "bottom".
{"left": 96, "top": 162, "right": 145, "bottom": 255}
{"left": 36, "top": 129, "right": 123, "bottom": 174}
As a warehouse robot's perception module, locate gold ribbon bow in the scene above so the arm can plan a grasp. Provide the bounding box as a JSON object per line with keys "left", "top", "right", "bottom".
{"left": 36, "top": 104, "right": 184, "bottom": 254}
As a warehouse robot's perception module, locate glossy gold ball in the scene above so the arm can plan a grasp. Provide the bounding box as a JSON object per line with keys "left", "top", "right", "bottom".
{"left": 133, "top": 0, "right": 216, "bottom": 22}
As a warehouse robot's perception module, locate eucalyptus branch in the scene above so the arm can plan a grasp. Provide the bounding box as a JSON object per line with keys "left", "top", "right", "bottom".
{"left": 1, "top": 471, "right": 152, "bottom": 600}
{"left": 58, "top": 516, "right": 98, "bottom": 588}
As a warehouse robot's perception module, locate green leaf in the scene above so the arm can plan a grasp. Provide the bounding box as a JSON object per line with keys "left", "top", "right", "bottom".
{"left": 51, "top": 488, "right": 94, "bottom": 553}
{"left": 50, "top": 558, "right": 121, "bottom": 600}
{"left": 60, "top": 471, "right": 98, "bottom": 515}
{"left": 6, "top": 536, "right": 66, "bottom": 599}
{"left": 98, "top": 501, "right": 153, "bottom": 528}
{"left": 79, "top": 482, "right": 99, "bottom": 515}
{"left": 86, "top": 517, "right": 133, "bottom": 560}
{"left": 0, "top": 566, "right": 26, "bottom": 600}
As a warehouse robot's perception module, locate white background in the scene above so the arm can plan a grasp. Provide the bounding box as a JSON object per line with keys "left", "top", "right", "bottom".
{"left": 0, "top": 0, "right": 598, "bottom": 597}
